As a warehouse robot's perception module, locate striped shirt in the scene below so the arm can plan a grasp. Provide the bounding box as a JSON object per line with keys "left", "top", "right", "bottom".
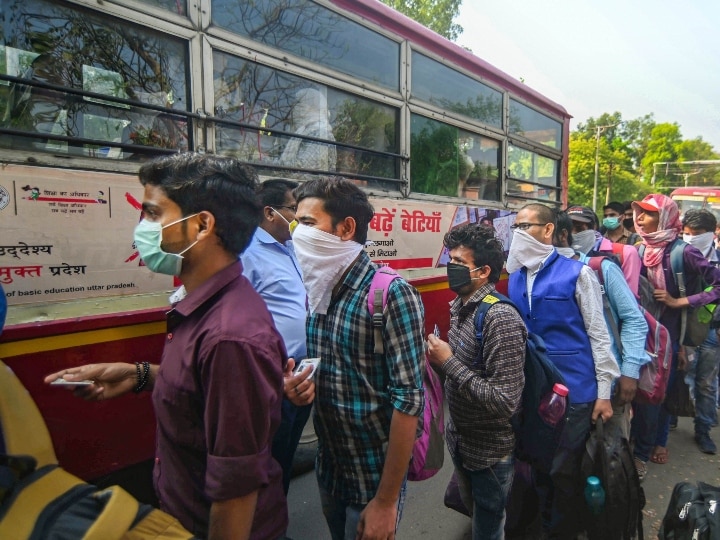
{"left": 443, "top": 283, "right": 526, "bottom": 470}
{"left": 308, "top": 252, "right": 425, "bottom": 504}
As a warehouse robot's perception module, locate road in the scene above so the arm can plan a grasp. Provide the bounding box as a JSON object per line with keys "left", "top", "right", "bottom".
{"left": 286, "top": 415, "right": 720, "bottom": 539}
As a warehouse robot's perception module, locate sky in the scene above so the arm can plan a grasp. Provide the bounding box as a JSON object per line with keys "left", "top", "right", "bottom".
{"left": 456, "top": 0, "right": 720, "bottom": 151}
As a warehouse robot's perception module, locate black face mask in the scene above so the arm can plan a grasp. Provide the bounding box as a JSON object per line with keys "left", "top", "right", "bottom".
{"left": 447, "top": 262, "right": 480, "bottom": 293}
{"left": 623, "top": 218, "right": 634, "bottom": 230}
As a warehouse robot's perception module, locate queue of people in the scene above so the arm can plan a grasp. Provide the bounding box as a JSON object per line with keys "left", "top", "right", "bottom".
{"left": 42, "top": 152, "right": 720, "bottom": 540}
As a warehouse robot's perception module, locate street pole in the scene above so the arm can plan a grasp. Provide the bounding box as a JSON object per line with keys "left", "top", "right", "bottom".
{"left": 592, "top": 123, "right": 618, "bottom": 213}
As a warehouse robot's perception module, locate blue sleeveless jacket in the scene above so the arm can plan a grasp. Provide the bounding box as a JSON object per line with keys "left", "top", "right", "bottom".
{"left": 509, "top": 251, "right": 597, "bottom": 403}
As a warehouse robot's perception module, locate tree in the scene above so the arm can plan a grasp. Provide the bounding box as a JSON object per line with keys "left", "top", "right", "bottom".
{"left": 641, "top": 123, "right": 683, "bottom": 186}
{"left": 380, "top": 0, "right": 463, "bottom": 41}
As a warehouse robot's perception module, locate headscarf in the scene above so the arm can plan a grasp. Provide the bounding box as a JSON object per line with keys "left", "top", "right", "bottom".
{"left": 632, "top": 193, "right": 681, "bottom": 290}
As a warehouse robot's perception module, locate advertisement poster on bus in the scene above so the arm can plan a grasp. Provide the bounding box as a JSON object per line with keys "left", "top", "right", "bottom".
{"left": 365, "top": 197, "right": 515, "bottom": 270}
{"left": 0, "top": 165, "right": 517, "bottom": 306}
{"left": 0, "top": 165, "right": 172, "bottom": 306}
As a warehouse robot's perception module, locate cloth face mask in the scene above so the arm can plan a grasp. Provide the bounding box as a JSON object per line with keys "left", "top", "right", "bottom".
{"left": 291, "top": 223, "right": 363, "bottom": 315}
{"left": 683, "top": 231, "right": 716, "bottom": 259}
{"left": 505, "top": 229, "right": 555, "bottom": 274}
{"left": 571, "top": 229, "right": 597, "bottom": 255}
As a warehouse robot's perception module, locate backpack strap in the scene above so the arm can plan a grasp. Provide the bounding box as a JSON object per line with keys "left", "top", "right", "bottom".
{"left": 367, "top": 266, "right": 401, "bottom": 355}
{"left": 669, "top": 239, "right": 688, "bottom": 345}
{"left": 587, "top": 256, "right": 623, "bottom": 358}
{"left": 473, "top": 292, "right": 514, "bottom": 347}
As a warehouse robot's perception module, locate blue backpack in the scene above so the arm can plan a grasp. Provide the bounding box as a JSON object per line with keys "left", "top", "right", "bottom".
{"left": 474, "top": 292, "right": 567, "bottom": 474}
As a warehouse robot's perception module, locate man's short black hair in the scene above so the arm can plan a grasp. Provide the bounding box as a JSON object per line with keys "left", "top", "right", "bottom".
{"left": 294, "top": 178, "right": 375, "bottom": 244}
{"left": 554, "top": 211, "right": 574, "bottom": 247}
{"left": 603, "top": 201, "right": 625, "bottom": 215}
{"left": 443, "top": 223, "right": 504, "bottom": 283}
{"left": 257, "top": 179, "right": 299, "bottom": 207}
{"left": 521, "top": 203, "right": 557, "bottom": 227}
{"left": 138, "top": 152, "right": 261, "bottom": 255}
{"left": 682, "top": 209, "right": 717, "bottom": 233}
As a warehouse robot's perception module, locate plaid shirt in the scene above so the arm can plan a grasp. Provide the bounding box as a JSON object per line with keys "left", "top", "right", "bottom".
{"left": 442, "top": 283, "right": 526, "bottom": 470}
{"left": 308, "top": 252, "right": 425, "bottom": 504}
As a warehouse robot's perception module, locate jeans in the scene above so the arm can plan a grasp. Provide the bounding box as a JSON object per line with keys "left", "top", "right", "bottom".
{"left": 535, "top": 402, "right": 593, "bottom": 539}
{"left": 272, "top": 398, "right": 313, "bottom": 494}
{"left": 631, "top": 341, "right": 679, "bottom": 461}
{"left": 318, "top": 480, "right": 407, "bottom": 540}
{"left": 692, "top": 331, "right": 720, "bottom": 435}
{"left": 453, "top": 453, "right": 514, "bottom": 540}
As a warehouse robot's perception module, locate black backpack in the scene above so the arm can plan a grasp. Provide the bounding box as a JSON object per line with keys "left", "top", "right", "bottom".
{"left": 474, "top": 292, "right": 567, "bottom": 474}
{"left": 659, "top": 481, "right": 720, "bottom": 540}
{"left": 580, "top": 419, "right": 645, "bottom": 540}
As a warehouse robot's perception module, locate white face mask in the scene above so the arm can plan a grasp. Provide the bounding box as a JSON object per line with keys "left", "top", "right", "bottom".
{"left": 291, "top": 223, "right": 363, "bottom": 315}
{"left": 571, "top": 229, "right": 597, "bottom": 255}
{"left": 505, "top": 229, "right": 555, "bottom": 274}
{"left": 683, "top": 231, "right": 716, "bottom": 258}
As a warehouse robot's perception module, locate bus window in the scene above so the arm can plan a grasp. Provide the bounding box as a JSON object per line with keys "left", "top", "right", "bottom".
{"left": 410, "top": 114, "right": 500, "bottom": 200}
{"left": 212, "top": 51, "right": 400, "bottom": 188}
{"left": 506, "top": 144, "right": 560, "bottom": 202}
{"left": 411, "top": 51, "right": 502, "bottom": 129}
{"left": 0, "top": 0, "right": 190, "bottom": 158}
{"left": 212, "top": 0, "right": 400, "bottom": 91}
{"left": 509, "top": 99, "right": 562, "bottom": 149}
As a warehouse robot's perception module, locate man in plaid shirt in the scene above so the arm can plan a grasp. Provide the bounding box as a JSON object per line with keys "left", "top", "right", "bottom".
{"left": 427, "top": 223, "right": 526, "bottom": 540}
{"left": 293, "top": 178, "right": 425, "bottom": 540}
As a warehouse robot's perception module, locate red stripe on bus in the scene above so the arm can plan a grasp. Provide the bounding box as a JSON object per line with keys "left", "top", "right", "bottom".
{"left": 372, "top": 258, "right": 433, "bottom": 270}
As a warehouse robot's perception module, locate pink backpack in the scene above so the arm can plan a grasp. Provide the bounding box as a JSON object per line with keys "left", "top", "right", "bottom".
{"left": 368, "top": 266, "right": 445, "bottom": 481}
{"left": 587, "top": 257, "right": 672, "bottom": 405}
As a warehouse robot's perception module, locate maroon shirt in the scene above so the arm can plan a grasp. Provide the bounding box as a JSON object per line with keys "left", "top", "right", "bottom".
{"left": 152, "top": 261, "right": 287, "bottom": 539}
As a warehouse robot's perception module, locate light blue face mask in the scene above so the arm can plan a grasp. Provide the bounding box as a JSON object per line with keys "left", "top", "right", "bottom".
{"left": 602, "top": 216, "right": 621, "bottom": 230}
{"left": 133, "top": 214, "right": 198, "bottom": 276}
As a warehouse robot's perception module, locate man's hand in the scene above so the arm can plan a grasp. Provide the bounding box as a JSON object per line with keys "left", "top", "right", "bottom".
{"left": 653, "top": 289, "right": 685, "bottom": 309}
{"left": 283, "top": 358, "right": 315, "bottom": 406}
{"left": 616, "top": 375, "right": 638, "bottom": 405}
{"left": 592, "top": 398, "right": 613, "bottom": 423}
{"left": 426, "top": 334, "right": 452, "bottom": 369}
{"left": 357, "top": 496, "right": 397, "bottom": 540}
{"left": 44, "top": 363, "right": 137, "bottom": 401}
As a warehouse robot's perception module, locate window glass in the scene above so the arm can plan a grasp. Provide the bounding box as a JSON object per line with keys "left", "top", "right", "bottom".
{"left": 509, "top": 99, "right": 561, "bottom": 148}
{"left": 213, "top": 51, "right": 399, "bottom": 187}
{"left": 0, "top": 0, "right": 190, "bottom": 158}
{"left": 212, "top": 0, "right": 399, "bottom": 90}
{"left": 411, "top": 52, "right": 502, "bottom": 129}
{"left": 410, "top": 114, "right": 500, "bottom": 200}
{"left": 507, "top": 144, "right": 559, "bottom": 202}
{"left": 142, "top": 0, "right": 187, "bottom": 15}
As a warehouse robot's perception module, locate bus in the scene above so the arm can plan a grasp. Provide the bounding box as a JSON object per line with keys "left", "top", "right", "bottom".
{"left": 0, "top": 0, "right": 570, "bottom": 495}
{"left": 671, "top": 186, "right": 720, "bottom": 221}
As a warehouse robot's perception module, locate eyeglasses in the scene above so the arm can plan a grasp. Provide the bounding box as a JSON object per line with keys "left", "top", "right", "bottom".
{"left": 510, "top": 222, "right": 547, "bottom": 231}
{"left": 274, "top": 205, "right": 297, "bottom": 213}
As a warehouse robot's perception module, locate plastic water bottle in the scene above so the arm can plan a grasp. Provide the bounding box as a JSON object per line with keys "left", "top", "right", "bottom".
{"left": 584, "top": 475, "right": 606, "bottom": 515}
{"left": 537, "top": 383, "right": 569, "bottom": 426}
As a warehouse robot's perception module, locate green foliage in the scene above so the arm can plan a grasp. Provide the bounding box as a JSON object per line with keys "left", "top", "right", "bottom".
{"left": 570, "top": 112, "right": 719, "bottom": 208}
{"left": 411, "top": 118, "right": 460, "bottom": 196}
{"left": 380, "top": 0, "right": 463, "bottom": 41}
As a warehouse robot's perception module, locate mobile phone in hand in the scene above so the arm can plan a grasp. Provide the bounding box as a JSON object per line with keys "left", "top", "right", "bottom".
{"left": 293, "top": 358, "right": 320, "bottom": 379}
{"left": 50, "top": 378, "right": 94, "bottom": 387}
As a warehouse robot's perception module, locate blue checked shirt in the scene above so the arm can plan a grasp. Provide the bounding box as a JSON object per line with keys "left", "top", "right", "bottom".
{"left": 308, "top": 252, "right": 425, "bottom": 504}
{"left": 579, "top": 253, "right": 650, "bottom": 379}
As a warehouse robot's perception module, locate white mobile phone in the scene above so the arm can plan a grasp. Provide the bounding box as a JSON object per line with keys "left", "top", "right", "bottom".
{"left": 50, "top": 378, "right": 94, "bottom": 387}
{"left": 293, "top": 358, "right": 320, "bottom": 379}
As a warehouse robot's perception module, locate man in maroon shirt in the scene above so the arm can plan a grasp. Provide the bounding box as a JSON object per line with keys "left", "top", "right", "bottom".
{"left": 46, "top": 153, "right": 315, "bottom": 540}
